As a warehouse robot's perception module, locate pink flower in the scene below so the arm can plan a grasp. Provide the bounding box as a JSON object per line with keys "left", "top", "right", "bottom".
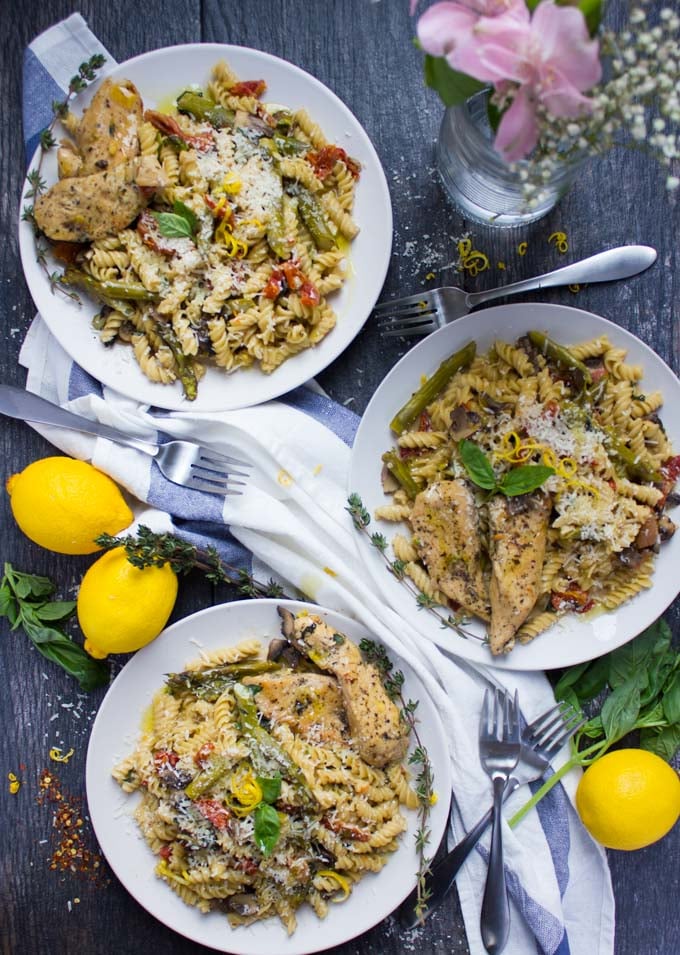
{"left": 416, "top": 1, "right": 602, "bottom": 162}
{"left": 415, "top": 0, "right": 528, "bottom": 59}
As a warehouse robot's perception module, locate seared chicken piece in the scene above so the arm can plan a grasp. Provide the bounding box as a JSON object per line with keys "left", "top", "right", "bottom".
{"left": 410, "top": 479, "right": 491, "bottom": 620}
{"left": 279, "top": 609, "right": 409, "bottom": 768}
{"left": 242, "top": 671, "right": 347, "bottom": 746}
{"left": 75, "top": 78, "right": 143, "bottom": 175}
{"left": 488, "top": 492, "right": 552, "bottom": 654}
{"left": 57, "top": 142, "right": 82, "bottom": 179}
{"left": 34, "top": 160, "right": 147, "bottom": 242}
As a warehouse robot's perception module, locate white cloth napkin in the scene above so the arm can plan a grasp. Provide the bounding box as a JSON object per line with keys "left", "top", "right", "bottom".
{"left": 20, "top": 15, "right": 615, "bottom": 955}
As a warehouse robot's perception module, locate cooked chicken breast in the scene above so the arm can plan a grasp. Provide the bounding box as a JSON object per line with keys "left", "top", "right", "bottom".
{"left": 410, "top": 479, "right": 491, "bottom": 620}
{"left": 242, "top": 671, "right": 347, "bottom": 746}
{"left": 279, "top": 610, "right": 409, "bottom": 768}
{"left": 75, "top": 78, "right": 143, "bottom": 176}
{"left": 488, "top": 492, "right": 552, "bottom": 654}
{"left": 34, "top": 160, "right": 146, "bottom": 242}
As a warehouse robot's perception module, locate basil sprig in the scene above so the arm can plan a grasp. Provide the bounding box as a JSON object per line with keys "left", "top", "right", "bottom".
{"left": 0, "top": 563, "right": 109, "bottom": 691}
{"left": 152, "top": 200, "right": 198, "bottom": 239}
{"left": 253, "top": 773, "right": 283, "bottom": 856}
{"left": 459, "top": 439, "right": 554, "bottom": 497}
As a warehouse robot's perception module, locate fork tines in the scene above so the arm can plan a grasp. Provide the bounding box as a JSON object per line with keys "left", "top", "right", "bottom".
{"left": 189, "top": 450, "right": 251, "bottom": 496}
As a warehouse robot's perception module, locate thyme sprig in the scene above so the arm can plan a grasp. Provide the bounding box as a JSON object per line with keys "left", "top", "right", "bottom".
{"left": 346, "top": 493, "right": 485, "bottom": 644}
{"left": 22, "top": 54, "right": 106, "bottom": 301}
{"left": 359, "top": 638, "right": 435, "bottom": 921}
{"left": 95, "top": 526, "right": 291, "bottom": 600}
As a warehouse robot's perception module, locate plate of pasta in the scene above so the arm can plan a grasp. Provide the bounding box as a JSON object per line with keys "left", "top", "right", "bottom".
{"left": 19, "top": 44, "right": 392, "bottom": 410}
{"left": 85, "top": 599, "right": 450, "bottom": 954}
{"left": 349, "top": 303, "right": 680, "bottom": 671}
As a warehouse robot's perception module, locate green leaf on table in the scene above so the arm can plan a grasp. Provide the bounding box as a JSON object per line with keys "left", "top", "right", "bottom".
{"left": 580, "top": 715, "right": 604, "bottom": 739}
{"left": 253, "top": 802, "right": 281, "bottom": 856}
{"left": 459, "top": 440, "right": 497, "bottom": 490}
{"left": 498, "top": 465, "right": 554, "bottom": 497}
{"left": 423, "top": 54, "right": 486, "bottom": 108}
{"left": 662, "top": 670, "right": 680, "bottom": 725}
{"left": 33, "top": 600, "right": 77, "bottom": 622}
{"left": 640, "top": 724, "right": 680, "bottom": 762}
{"left": 554, "top": 660, "right": 591, "bottom": 701}
{"left": 21, "top": 617, "right": 108, "bottom": 691}
{"left": 572, "top": 655, "right": 610, "bottom": 703}
{"left": 601, "top": 674, "right": 641, "bottom": 742}
{"left": 6, "top": 565, "right": 55, "bottom": 600}
{"left": 608, "top": 620, "right": 670, "bottom": 688}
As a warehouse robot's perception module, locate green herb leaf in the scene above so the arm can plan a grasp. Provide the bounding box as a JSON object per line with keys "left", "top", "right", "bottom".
{"left": 253, "top": 802, "right": 281, "bottom": 856}
{"left": 608, "top": 621, "right": 669, "bottom": 688}
{"left": 423, "top": 54, "right": 486, "bottom": 108}
{"left": 498, "top": 465, "right": 554, "bottom": 497}
{"left": 172, "top": 199, "right": 198, "bottom": 234}
{"left": 640, "top": 724, "right": 680, "bottom": 762}
{"left": 257, "top": 774, "right": 282, "bottom": 804}
{"left": 459, "top": 440, "right": 496, "bottom": 490}
{"left": 600, "top": 674, "right": 641, "bottom": 742}
{"left": 21, "top": 617, "right": 108, "bottom": 691}
{"left": 33, "top": 600, "right": 77, "bottom": 622}
{"left": 662, "top": 670, "right": 680, "bottom": 725}
{"left": 152, "top": 211, "right": 193, "bottom": 239}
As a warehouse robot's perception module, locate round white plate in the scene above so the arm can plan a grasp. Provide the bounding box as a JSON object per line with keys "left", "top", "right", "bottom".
{"left": 86, "top": 599, "right": 451, "bottom": 954}
{"left": 349, "top": 303, "right": 680, "bottom": 672}
{"left": 19, "top": 44, "right": 392, "bottom": 411}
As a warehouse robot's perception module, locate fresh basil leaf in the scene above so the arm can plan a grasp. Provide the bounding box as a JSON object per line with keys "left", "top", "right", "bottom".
{"left": 423, "top": 54, "right": 486, "bottom": 108}
{"left": 21, "top": 614, "right": 73, "bottom": 646}
{"left": 554, "top": 661, "right": 590, "bottom": 701}
{"left": 608, "top": 623, "right": 669, "bottom": 688}
{"left": 0, "top": 583, "right": 17, "bottom": 619}
{"left": 7, "top": 566, "right": 55, "bottom": 599}
{"left": 253, "top": 802, "right": 281, "bottom": 856}
{"left": 33, "top": 600, "right": 77, "bottom": 622}
{"left": 662, "top": 670, "right": 680, "bottom": 725}
{"left": 172, "top": 199, "right": 198, "bottom": 234}
{"left": 498, "top": 465, "right": 554, "bottom": 497}
{"left": 580, "top": 715, "right": 604, "bottom": 739}
{"left": 601, "top": 675, "right": 641, "bottom": 742}
{"left": 554, "top": 685, "right": 581, "bottom": 719}
{"left": 572, "top": 655, "right": 610, "bottom": 703}
{"left": 257, "top": 774, "right": 282, "bottom": 804}
{"left": 152, "top": 211, "right": 193, "bottom": 239}
{"left": 639, "top": 724, "right": 680, "bottom": 762}
{"left": 459, "top": 439, "right": 496, "bottom": 490}
{"left": 21, "top": 619, "right": 108, "bottom": 691}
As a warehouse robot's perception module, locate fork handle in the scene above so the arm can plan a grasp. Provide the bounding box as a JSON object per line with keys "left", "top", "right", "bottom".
{"left": 0, "top": 384, "right": 157, "bottom": 455}
{"left": 465, "top": 245, "right": 657, "bottom": 309}
{"left": 480, "top": 776, "right": 512, "bottom": 954}
{"left": 398, "top": 778, "right": 519, "bottom": 930}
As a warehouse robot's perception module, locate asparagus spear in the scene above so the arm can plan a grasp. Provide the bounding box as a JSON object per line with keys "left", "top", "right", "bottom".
{"left": 165, "top": 661, "right": 281, "bottom": 700}
{"left": 389, "top": 341, "right": 477, "bottom": 434}
{"left": 153, "top": 322, "right": 198, "bottom": 401}
{"left": 232, "top": 684, "right": 314, "bottom": 805}
{"left": 184, "top": 756, "right": 229, "bottom": 800}
{"left": 381, "top": 450, "right": 422, "bottom": 500}
{"left": 262, "top": 134, "right": 308, "bottom": 157}
{"left": 296, "top": 187, "right": 336, "bottom": 250}
{"left": 267, "top": 198, "right": 291, "bottom": 260}
{"left": 527, "top": 330, "right": 593, "bottom": 385}
{"left": 176, "top": 90, "right": 234, "bottom": 129}
{"left": 62, "top": 268, "right": 158, "bottom": 302}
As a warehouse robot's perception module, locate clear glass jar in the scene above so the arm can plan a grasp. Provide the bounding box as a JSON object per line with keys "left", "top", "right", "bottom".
{"left": 436, "top": 91, "right": 579, "bottom": 228}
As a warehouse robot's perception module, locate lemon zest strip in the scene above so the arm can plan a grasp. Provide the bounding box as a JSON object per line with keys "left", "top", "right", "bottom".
{"left": 317, "top": 869, "right": 351, "bottom": 902}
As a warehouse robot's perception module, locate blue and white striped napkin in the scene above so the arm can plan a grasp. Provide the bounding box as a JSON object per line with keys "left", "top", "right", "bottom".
{"left": 19, "top": 15, "right": 615, "bottom": 955}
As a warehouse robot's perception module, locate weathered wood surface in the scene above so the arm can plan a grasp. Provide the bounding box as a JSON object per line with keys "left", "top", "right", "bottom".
{"left": 0, "top": 1, "right": 678, "bottom": 953}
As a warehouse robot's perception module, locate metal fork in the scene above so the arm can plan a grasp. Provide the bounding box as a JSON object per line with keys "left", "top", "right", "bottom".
{"left": 374, "top": 245, "right": 657, "bottom": 337}
{"left": 0, "top": 384, "right": 250, "bottom": 496}
{"left": 398, "top": 700, "right": 584, "bottom": 931}
{"left": 478, "top": 689, "right": 522, "bottom": 954}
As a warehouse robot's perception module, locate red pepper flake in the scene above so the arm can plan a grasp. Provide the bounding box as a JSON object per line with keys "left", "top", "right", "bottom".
{"left": 37, "top": 769, "right": 109, "bottom": 885}
{"left": 230, "top": 80, "right": 267, "bottom": 98}
{"left": 308, "top": 146, "right": 361, "bottom": 180}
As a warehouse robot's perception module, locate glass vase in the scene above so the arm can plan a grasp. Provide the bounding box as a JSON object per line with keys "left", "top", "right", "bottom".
{"left": 436, "top": 91, "right": 579, "bottom": 228}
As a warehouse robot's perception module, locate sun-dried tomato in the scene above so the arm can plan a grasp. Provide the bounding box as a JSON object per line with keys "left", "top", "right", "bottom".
{"left": 137, "top": 210, "right": 177, "bottom": 256}
{"left": 308, "top": 146, "right": 361, "bottom": 180}
{"left": 263, "top": 267, "right": 286, "bottom": 299}
{"left": 230, "top": 80, "right": 266, "bottom": 98}
{"left": 550, "top": 588, "right": 593, "bottom": 613}
{"left": 322, "top": 816, "right": 370, "bottom": 842}
{"left": 159, "top": 844, "right": 173, "bottom": 860}
{"left": 144, "top": 110, "right": 214, "bottom": 151}
{"left": 195, "top": 799, "right": 231, "bottom": 830}
{"left": 194, "top": 742, "right": 215, "bottom": 767}
{"left": 418, "top": 411, "right": 432, "bottom": 431}
{"left": 153, "top": 750, "right": 179, "bottom": 768}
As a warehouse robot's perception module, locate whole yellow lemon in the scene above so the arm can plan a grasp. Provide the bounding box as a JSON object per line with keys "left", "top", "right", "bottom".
{"left": 6, "top": 456, "right": 133, "bottom": 555}
{"left": 576, "top": 748, "right": 680, "bottom": 850}
{"left": 77, "top": 546, "right": 178, "bottom": 658}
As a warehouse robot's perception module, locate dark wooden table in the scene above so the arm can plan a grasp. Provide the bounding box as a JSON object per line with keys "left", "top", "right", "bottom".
{"left": 1, "top": 2, "right": 678, "bottom": 953}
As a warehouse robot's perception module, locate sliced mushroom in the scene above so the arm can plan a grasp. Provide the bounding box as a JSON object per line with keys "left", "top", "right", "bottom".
{"left": 659, "top": 515, "right": 677, "bottom": 542}
{"left": 449, "top": 406, "right": 481, "bottom": 442}
{"left": 634, "top": 515, "right": 659, "bottom": 550}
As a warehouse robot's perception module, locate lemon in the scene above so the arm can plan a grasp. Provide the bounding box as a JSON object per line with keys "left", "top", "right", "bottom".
{"left": 77, "top": 546, "right": 178, "bottom": 658}
{"left": 576, "top": 748, "right": 680, "bottom": 850}
{"left": 6, "top": 456, "right": 133, "bottom": 555}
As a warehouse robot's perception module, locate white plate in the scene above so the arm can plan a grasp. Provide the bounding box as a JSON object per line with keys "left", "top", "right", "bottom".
{"left": 86, "top": 599, "right": 451, "bottom": 954}
{"left": 19, "top": 44, "right": 392, "bottom": 411}
{"left": 349, "top": 303, "right": 680, "bottom": 672}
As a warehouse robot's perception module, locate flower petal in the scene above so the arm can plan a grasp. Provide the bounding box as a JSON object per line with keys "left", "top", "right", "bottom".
{"left": 494, "top": 86, "right": 539, "bottom": 161}
{"left": 532, "top": 1, "right": 602, "bottom": 90}
{"left": 416, "top": 2, "right": 480, "bottom": 57}
{"left": 540, "top": 67, "right": 595, "bottom": 117}
{"left": 450, "top": 16, "right": 530, "bottom": 84}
